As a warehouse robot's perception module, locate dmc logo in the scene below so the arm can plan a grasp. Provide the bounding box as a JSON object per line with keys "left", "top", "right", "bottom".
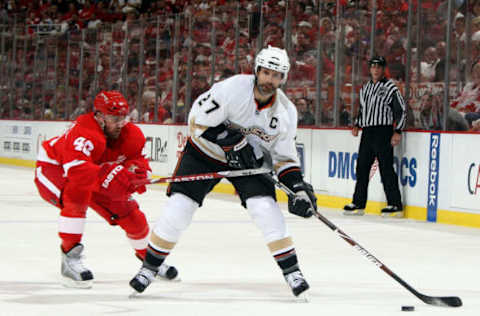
{"left": 428, "top": 135, "right": 440, "bottom": 207}
{"left": 328, "top": 151, "right": 417, "bottom": 187}
{"left": 328, "top": 151, "right": 359, "bottom": 180}
{"left": 102, "top": 165, "right": 124, "bottom": 189}
{"left": 467, "top": 163, "right": 480, "bottom": 195}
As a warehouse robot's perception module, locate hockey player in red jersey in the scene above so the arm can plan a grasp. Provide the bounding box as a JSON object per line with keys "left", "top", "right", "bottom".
{"left": 34, "top": 91, "right": 177, "bottom": 288}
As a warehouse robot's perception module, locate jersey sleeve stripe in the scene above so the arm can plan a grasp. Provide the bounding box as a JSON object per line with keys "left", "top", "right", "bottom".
{"left": 62, "top": 160, "right": 87, "bottom": 177}
{"left": 36, "top": 166, "right": 61, "bottom": 198}
{"left": 37, "top": 145, "right": 60, "bottom": 165}
{"left": 277, "top": 166, "right": 301, "bottom": 179}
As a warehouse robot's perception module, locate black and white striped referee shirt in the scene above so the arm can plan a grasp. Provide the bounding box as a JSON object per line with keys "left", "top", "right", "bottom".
{"left": 354, "top": 77, "right": 406, "bottom": 132}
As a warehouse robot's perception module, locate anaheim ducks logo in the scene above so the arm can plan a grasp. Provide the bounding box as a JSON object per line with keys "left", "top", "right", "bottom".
{"left": 240, "top": 126, "right": 278, "bottom": 142}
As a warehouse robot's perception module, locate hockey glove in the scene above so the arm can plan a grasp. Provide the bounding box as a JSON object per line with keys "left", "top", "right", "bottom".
{"left": 201, "top": 124, "right": 259, "bottom": 169}
{"left": 287, "top": 182, "right": 316, "bottom": 218}
{"left": 278, "top": 167, "right": 316, "bottom": 218}
{"left": 124, "top": 159, "right": 150, "bottom": 194}
{"left": 222, "top": 137, "right": 259, "bottom": 169}
{"left": 98, "top": 163, "right": 142, "bottom": 199}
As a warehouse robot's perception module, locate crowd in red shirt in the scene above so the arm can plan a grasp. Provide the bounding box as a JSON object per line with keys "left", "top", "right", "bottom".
{"left": 1, "top": 0, "right": 480, "bottom": 131}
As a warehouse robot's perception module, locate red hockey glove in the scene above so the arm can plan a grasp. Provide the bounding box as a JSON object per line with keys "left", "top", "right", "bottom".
{"left": 98, "top": 163, "right": 142, "bottom": 199}
{"left": 124, "top": 159, "right": 150, "bottom": 194}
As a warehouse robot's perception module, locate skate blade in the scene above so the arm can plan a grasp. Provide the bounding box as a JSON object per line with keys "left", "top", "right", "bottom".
{"left": 128, "top": 291, "right": 141, "bottom": 299}
{"left": 343, "top": 210, "right": 365, "bottom": 216}
{"left": 381, "top": 211, "right": 404, "bottom": 218}
{"left": 294, "top": 292, "right": 310, "bottom": 303}
{"left": 61, "top": 276, "right": 93, "bottom": 289}
{"left": 156, "top": 275, "right": 182, "bottom": 282}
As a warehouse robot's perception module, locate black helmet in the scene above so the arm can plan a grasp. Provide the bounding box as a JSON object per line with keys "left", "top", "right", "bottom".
{"left": 368, "top": 56, "right": 386, "bottom": 67}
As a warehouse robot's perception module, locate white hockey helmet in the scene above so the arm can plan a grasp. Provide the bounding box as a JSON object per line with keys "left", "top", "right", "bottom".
{"left": 255, "top": 45, "right": 290, "bottom": 84}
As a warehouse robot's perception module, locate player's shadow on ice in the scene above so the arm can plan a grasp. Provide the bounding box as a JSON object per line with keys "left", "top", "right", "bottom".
{"left": 0, "top": 281, "right": 61, "bottom": 295}
{"left": 2, "top": 280, "right": 315, "bottom": 304}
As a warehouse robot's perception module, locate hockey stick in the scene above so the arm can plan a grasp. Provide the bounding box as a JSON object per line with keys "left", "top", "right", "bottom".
{"left": 132, "top": 167, "right": 271, "bottom": 187}
{"left": 266, "top": 174, "right": 462, "bottom": 308}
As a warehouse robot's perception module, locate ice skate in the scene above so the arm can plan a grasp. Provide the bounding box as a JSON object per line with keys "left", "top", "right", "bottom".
{"left": 157, "top": 263, "right": 180, "bottom": 282}
{"left": 61, "top": 243, "right": 94, "bottom": 289}
{"left": 343, "top": 203, "right": 365, "bottom": 216}
{"left": 381, "top": 205, "right": 404, "bottom": 218}
{"left": 135, "top": 253, "right": 179, "bottom": 282}
{"left": 129, "top": 266, "right": 157, "bottom": 294}
{"left": 285, "top": 270, "right": 310, "bottom": 300}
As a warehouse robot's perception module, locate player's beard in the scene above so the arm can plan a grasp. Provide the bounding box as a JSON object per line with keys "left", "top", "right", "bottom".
{"left": 256, "top": 83, "right": 276, "bottom": 96}
{"left": 105, "top": 126, "right": 122, "bottom": 139}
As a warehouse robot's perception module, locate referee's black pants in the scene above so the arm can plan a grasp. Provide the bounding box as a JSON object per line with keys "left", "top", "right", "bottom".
{"left": 352, "top": 126, "right": 403, "bottom": 209}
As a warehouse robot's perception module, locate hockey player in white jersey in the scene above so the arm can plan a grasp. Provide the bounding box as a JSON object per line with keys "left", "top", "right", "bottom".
{"left": 130, "top": 46, "right": 317, "bottom": 297}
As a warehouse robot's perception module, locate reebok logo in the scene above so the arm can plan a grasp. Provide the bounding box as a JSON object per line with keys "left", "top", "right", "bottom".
{"left": 427, "top": 133, "right": 440, "bottom": 222}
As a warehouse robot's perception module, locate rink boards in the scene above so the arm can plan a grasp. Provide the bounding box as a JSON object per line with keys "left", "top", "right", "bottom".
{"left": 1, "top": 120, "right": 479, "bottom": 228}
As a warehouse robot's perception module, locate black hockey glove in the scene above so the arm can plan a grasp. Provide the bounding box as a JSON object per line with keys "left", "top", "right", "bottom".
{"left": 222, "top": 137, "right": 259, "bottom": 169}
{"left": 287, "top": 182, "right": 316, "bottom": 218}
{"left": 278, "top": 167, "right": 316, "bottom": 218}
{"left": 201, "top": 124, "right": 259, "bottom": 169}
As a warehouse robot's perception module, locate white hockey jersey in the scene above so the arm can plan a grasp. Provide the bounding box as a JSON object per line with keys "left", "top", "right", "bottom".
{"left": 188, "top": 74, "right": 300, "bottom": 174}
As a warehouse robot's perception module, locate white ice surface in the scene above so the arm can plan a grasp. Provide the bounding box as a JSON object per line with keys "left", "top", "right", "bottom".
{"left": 0, "top": 165, "right": 479, "bottom": 316}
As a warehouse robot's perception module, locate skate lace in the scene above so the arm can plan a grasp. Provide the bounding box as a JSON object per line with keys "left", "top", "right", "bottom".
{"left": 157, "top": 264, "right": 171, "bottom": 276}
{"left": 68, "top": 255, "right": 89, "bottom": 273}
{"left": 137, "top": 267, "right": 156, "bottom": 285}
{"left": 286, "top": 271, "right": 304, "bottom": 288}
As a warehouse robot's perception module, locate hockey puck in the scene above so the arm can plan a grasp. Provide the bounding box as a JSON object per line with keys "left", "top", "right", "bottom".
{"left": 401, "top": 306, "right": 415, "bottom": 311}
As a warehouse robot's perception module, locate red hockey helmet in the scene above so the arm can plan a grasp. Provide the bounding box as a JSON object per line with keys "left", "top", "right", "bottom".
{"left": 94, "top": 91, "right": 129, "bottom": 116}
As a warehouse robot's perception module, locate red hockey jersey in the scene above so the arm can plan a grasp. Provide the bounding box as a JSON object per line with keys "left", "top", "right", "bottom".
{"left": 39, "top": 113, "right": 106, "bottom": 208}
{"left": 100, "top": 122, "right": 149, "bottom": 172}
{"left": 38, "top": 113, "right": 150, "bottom": 208}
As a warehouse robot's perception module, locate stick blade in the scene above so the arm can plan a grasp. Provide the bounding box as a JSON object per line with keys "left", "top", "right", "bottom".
{"left": 421, "top": 295, "right": 462, "bottom": 307}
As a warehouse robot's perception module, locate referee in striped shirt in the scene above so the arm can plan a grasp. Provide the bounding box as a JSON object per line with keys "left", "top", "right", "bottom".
{"left": 343, "top": 56, "right": 406, "bottom": 217}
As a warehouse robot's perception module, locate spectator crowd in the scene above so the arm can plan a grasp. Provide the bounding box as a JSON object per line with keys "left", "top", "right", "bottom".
{"left": 0, "top": 0, "right": 480, "bottom": 132}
